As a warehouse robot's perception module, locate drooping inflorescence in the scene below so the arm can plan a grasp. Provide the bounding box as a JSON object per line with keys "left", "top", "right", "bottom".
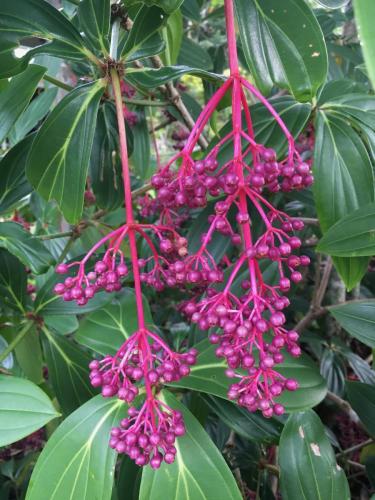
{"left": 150, "top": 0, "right": 313, "bottom": 417}
{"left": 52, "top": 0, "right": 314, "bottom": 467}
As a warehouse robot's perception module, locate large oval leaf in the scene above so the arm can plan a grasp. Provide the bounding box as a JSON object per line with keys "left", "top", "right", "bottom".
{"left": 353, "top": 0, "right": 375, "bottom": 90}
{"left": 0, "top": 222, "right": 54, "bottom": 274}
{"left": 279, "top": 410, "right": 350, "bottom": 499}
{"left": 26, "top": 396, "right": 124, "bottom": 500}
{"left": 0, "top": 375, "right": 59, "bottom": 447}
{"left": 78, "top": 0, "right": 110, "bottom": 55}
{"left": 318, "top": 203, "right": 375, "bottom": 257}
{"left": 0, "top": 134, "right": 33, "bottom": 213}
{"left": 0, "top": 0, "right": 90, "bottom": 78}
{"left": 42, "top": 326, "right": 96, "bottom": 415}
{"left": 75, "top": 289, "right": 153, "bottom": 356}
{"left": 26, "top": 80, "right": 106, "bottom": 224}
{"left": 346, "top": 381, "right": 375, "bottom": 436}
{"left": 202, "top": 394, "right": 283, "bottom": 443}
{"left": 0, "top": 249, "right": 27, "bottom": 312}
{"left": 313, "top": 111, "right": 374, "bottom": 289}
{"left": 140, "top": 390, "right": 242, "bottom": 500}
{"left": 329, "top": 300, "right": 375, "bottom": 348}
{"left": 234, "top": 0, "right": 328, "bottom": 101}
{"left": 0, "top": 64, "right": 46, "bottom": 142}
{"left": 171, "top": 339, "right": 327, "bottom": 412}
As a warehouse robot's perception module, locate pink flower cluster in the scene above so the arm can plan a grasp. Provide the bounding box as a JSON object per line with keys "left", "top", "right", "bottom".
{"left": 51, "top": 0, "right": 314, "bottom": 468}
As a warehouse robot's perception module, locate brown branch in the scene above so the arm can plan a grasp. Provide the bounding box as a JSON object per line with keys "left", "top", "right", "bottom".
{"left": 336, "top": 439, "right": 373, "bottom": 458}
{"left": 150, "top": 55, "right": 209, "bottom": 150}
{"left": 295, "top": 257, "right": 332, "bottom": 333}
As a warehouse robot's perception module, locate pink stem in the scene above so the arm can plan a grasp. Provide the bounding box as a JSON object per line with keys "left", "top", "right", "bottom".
{"left": 224, "top": 0, "right": 240, "bottom": 76}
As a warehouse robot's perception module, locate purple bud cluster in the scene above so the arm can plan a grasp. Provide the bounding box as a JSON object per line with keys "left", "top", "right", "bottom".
{"left": 109, "top": 400, "right": 185, "bottom": 468}
{"left": 152, "top": 144, "right": 313, "bottom": 211}
{"left": 89, "top": 334, "right": 197, "bottom": 401}
{"left": 54, "top": 257, "right": 129, "bottom": 305}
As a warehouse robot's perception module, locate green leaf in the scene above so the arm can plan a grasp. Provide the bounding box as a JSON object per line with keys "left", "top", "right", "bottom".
{"left": 279, "top": 410, "right": 350, "bottom": 499}
{"left": 0, "top": 65, "right": 46, "bottom": 142}
{"left": 15, "top": 326, "right": 44, "bottom": 384}
{"left": 346, "top": 381, "right": 375, "bottom": 436}
{"left": 90, "top": 102, "right": 124, "bottom": 211}
{"left": 234, "top": 0, "right": 328, "bottom": 101}
{"left": 26, "top": 396, "right": 124, "bottom": 500}
{"left": 8, "top": 87, "right": 57, "bottom": 146}
{"left": 130, "top": 109, "right": 151, "bottom": 180}
{"left": 140, "top": 390, "right": 242, "bottom": 500}
{"left": 313, "top": 111, "right": 374, "bottom": 289}
{"left": 177, "top": 37, "right": 213, "bottom": 70}
{"left": 171, "top": 339, "right": 327, "bottom": 412}
{"left": 0, "top": 375, "right": 59, "bottom": 447}
{"left": 315, "top": 0, "right": 350, "bottom": 7}
{"left": 0, "top": 134, "right": 33, "bottom": 213}
{"left": 162, "top": 10, "right": 183, "bottom": 65}
{"left": 329, "top": 300, "right": 375, "bottom": 348}
{"left": 45, "top": 315, "right": 79, "bottom": 335}
{"left": 126, "top": 65, "right": 224, "bottom": 88}
{"left": 26, "top": 80, "right": 106, "bottom": 224}
{"left": 317, "top": 203, "right": 375, "bottom": 257}
{"left": 42, "top": 327, "right": 95, "bottom": 415}
{"left": 78, "top": 0, "right": 110, "bottom": 55}
{"left": 0, "top": 0, "right": 91, "bottom": 78}
{"left": 121, "top": 5, "right": 168, "bottom": 59}
{"left": 125, "top": 0, "right": 183, "bottom": 14}
{"left": 75, "top": 290, "right": 152, "bottom": 356}
{"left": 202, "top": 394, "right": 283, "bottom": 443}
{"left": 353, "top": 0, "right": 375, "bottom": 89}
{"left": 0, "top": 249, "right": 27, "bottom": 312}
{"left": 0, "top": 222, "right": 54, "bottom": 274}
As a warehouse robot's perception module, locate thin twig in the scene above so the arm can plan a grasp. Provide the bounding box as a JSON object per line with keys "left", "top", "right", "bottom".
{"left": 336, "top": 439, "right": 373, "bottom": 458}
{"left": 151, "top": 55, "right": 209, "bottom": 150}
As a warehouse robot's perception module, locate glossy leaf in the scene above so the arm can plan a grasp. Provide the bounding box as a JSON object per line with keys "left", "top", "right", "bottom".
{"left": 0, "top": 134, "right": 33, "bottom": 213}
{"left": 126, "top": 65, "right": 224, "bottom": 89}
{"left": 318, "top": 203, "right": 375, "bottom": 257}
{"left": 140, "top": 390, "right": 242, "bottom": 500}
{"left": 125, "top": 0, "right": 183, "bottom": 14}
{"left": 346, "top": 381, "right": 375, "bottom": 436}
{"left": 279, "top": 410, "right": 350, "bottom": 499}
{"left": 0, "top": 65, "right": 46, "bottom": 142}
{"left": 171, "top": 339, "right": 327, "bottom": 412}
{"left": 178, "top": 37, "right": 213, "bottom": 70}
{"left": 26, "top": 396, "right": 124, "bottom": 500}
{"left": 0, "top": 375, "right": 59, "bottom": 447}
{"left": 0, "top": 0, "right": 90, "bottom": 78}
{"left": 315, "top": 0, "right": 350, "bottom": 7}
{"left": 26, "top": 80, "right": 106, "bottom": 223}
{"left": 0, "top": 249, "right": 27, "bottom": 312}
{"left": 0, "top": 222, "right": 54, "bottom": 274}
{"left": 329, "top": 300, "right": 375, "bottom": 348}
{"left": 78, "top": 0, "right": 110, "bottom": 55}
{"left": 121, "top": 6, "right": 167, "bottom": 59}
{"left": 75, "top": 290, "right": 152, "bottom": 356}
{"left": 15, "top": 326, "right": 44, "bottom": 384}
{"left": 353, "top": 0, "right": 375, "bottom": 89}
{"left": 313, "top": 112, "right": 374, "bottom": 289}
{"left": 320, "top": 349, "right": 345, "bottom": 396}
{"left": 234, "top": 0, "right": 328, "bottom": 101}
{"left": 90, "top": 102, "right": 124, "bottom": 211}
{"left": 8, "top": 88, "right": 57, "bottom": 146}
{"left": 130, "top": 109, "right": 151, "bottom": 180}
{"left": 162, "top": 10, "right": 183, "bottom": 65}
{"left": 202, "top": 394, "right": 283, "bottom": 443}
{"left": 42, "top": 327, "right": 96, "bottom": 415}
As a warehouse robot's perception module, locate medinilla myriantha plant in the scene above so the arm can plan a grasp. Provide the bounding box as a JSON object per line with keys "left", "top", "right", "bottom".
{"left": 1, "top": 0, "right": 375, "bottom": 498}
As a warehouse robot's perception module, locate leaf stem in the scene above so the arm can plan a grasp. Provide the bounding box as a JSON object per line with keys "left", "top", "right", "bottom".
{"left": 43, "top": 74, "right": 74, "bottom": 92}
{"left": 0, "top": 322, "right": 33, "bottom": 364}
{"left": 37, "top": 231, "right": 74, "bottom": 240}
